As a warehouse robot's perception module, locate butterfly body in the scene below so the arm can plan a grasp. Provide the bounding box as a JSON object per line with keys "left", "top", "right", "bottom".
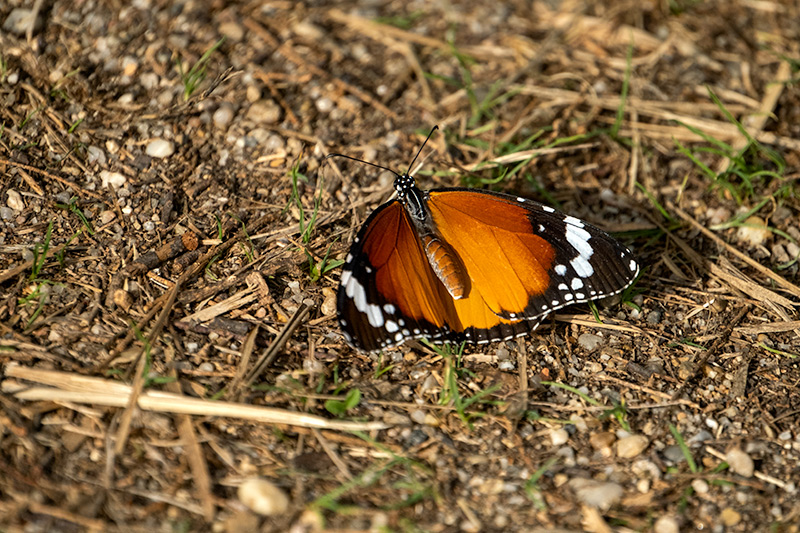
{"left": 337, "top": 171, "right": 639, "bottom": 352}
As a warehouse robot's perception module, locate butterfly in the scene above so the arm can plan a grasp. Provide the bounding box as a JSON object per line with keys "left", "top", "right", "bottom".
{"left": 333, "top": 128, "right": 639, "bottom": 352}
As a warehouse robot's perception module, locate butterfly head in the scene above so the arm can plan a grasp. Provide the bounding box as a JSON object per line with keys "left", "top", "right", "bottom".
{"left": 394, "top": 173, "right": 416, "bottom": 200}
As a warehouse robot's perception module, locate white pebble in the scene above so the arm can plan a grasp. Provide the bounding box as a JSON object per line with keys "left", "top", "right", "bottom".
{"left": 238, "top": 478, "right": 289, "bottom": 516}
{"left": 725, "top": 448, "right": 754, "bottom": 477}
{"left": 577, "top": 333, "right": 603, "bottom": 352}
{"left": 213, "top": 104, "right": 234, "bottom": 129}
{"left": 6, "top": 189, "right": 24, "bottom": 211}
{"left": 568, "top": 478, "right": 623, "bottom": 511}
{"left": 100, "top": 170, "right": 126, "bottom": 189}
{"left": 616, "top": 434, "right": 649, "bottom": 458}
{"left": 691, "top": 478, "right": 709, "bottom": 494}
{"left": 87, "top": 145, "right": 107, "bottom": 165}
{"left": 315, "top": 97, "right": 334, "bottom": 113}
{"left": 736, "top": 216, "right": 771, "bottom": 247}
{"left": 653, "top": 515, "right": 680, "bottom": 533}
{"left": 3, "top": 8, "right": 42, "bottom": 36}
{"left": 550, "top": 428, "right": 569, "bottom": 446}
{"left": 146, "top": 138, "right": 174, "bottom": 158}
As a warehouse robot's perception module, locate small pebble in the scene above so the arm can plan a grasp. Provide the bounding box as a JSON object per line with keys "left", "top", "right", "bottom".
{"left": 87, "top": 145, "right": 107, "bottom": 165}
{"left": 736, "top": 216, "right": 770, "bottom": 247}
{"left": 3, "top": 8, "right": 42, "bottom": 35}
{"left": 691, "top": 479, "right": 709, "bottom": 494}
{"left": 219, "top": 21, "right": 244, "bottom": 42}
{"left": 100, "top": 170, "right": 127, "bottom": 189}
{"left": 589, "top": 431, "right": 616, "bottom": 450}
{"left": 725, "top": 448, "right": 754, "bottom": 477}
{"left": 213, "top": 104, "right": 234, "bottom": 129}
{"left": 6, "top": 189, "right": 24, "bottom": 211}
{"left": 568, "top": 478, "right": 623, "bottom": 511}
{"left": 646, "top": 310, "right": 662, "bottom": 325}
{"left": 246, "top": 99, "right": 281, "bottom": 124}
{"left": 99, "top": 210, "right": 116, "bottom": 225}
{"left": 653, "top": 515, "right": 680, "bottom": 533}
{"left": 410, "top": 410, "right": 426, "bottom": 424}
{"left": 140, "top": 72, "right": 159, "bottom": 90}
{"left": 238, "top": 478, "right": 289, "bottom": 516}
{"left": 778, "top": 430, "right": 792, "bottom": 441}
{"left": 0, "top": 207, "right": 14, "bottom": 220}
{"left": 719, "top": 507, "right": 741, "bottom": 527}
{"left": 320, "top": 293, "right": 336, "bottom": 317}
{"left": 550, "top": 428, "right": 569, "bottom": 446}
{"left": 146, "top": 138, "right": 174, "bottom": 158}
{"left": 662, "top": 445, "right": 686, "bottom": 464}
{"left": 577, "top": 333, "right": 603, "bottom": 352}
{"left": 616, "top": 434, "right": 649, "bottom": 458}
{"left": 198, "top": 362, "right": 214, "bottom": 372}
{"left": 315, "top": 97, "right": 334, "bottom": 113}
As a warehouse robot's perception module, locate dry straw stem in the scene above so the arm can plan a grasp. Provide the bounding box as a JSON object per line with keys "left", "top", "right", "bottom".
{"left": 4, "top": 365, "right": 388, "bottom": 432}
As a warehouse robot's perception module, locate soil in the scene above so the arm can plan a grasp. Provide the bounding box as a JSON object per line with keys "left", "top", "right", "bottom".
{"left": 1, "top": 1, "right": 799, "bottom": 532}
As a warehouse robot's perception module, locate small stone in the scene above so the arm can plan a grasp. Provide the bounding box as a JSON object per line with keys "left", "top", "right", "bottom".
{"left": 589, "top": 431, "right": 616, "bottom": 450}
{"left": 6, "top": 189, "right": 24, "bottom": 211}
{"left": 320, "top": 288, "right": 336, "bottom": 316}
{"left": 238, "top": 478, "right": 289, "bottom": 516}
{"left": 725, "top": 447, "right": 754, "bottom": 477}
{"left": 213, "top": 104, "right": 234, "bottom": 129}
{"left": 219, "top": 21, "right": 244, "bottom": 42}
{"left": 410, "top": 410, "right": 426, "bottom": 424}
{"left": 691, "top": 479, "right": 709, "bottom": 494}
{"left": 100, "top": 170, "right": 126, "bottom": 189}
{"left": 113, "top": 289, "right": 133, "bottom": 312}
{"left": 0, "top": 207, "right": 14, "bottom": 220}
{"left": 246, "top": 99, "right": 281, "bottom": 124}
{"left": 3, "top": 8, "right": 43, "bottom": 36}
{"left": 140, "top": 73, "right": 159, "bottom": 90}
{"left": 662, "top": 445, "right": 686, "bottom": 464}
{"left": 778, "top": 430, "right": 792, "bottom": 441}
{"left": 736, "top": 216, "right": 770, "bottom": 247}
{"left": 646, "top": 310, "right": 662, "bottom": 325}
{"left": 720, "top": 507, "right": 741, "bottom": 526}
{"left": 145, "top": 138, "right": 174, "bottom": 158}
{"left": 87, "top": 145, "right": 107, "bottom": 165}
{"left": 198, "top": 362, "right": 214, "bottom": 373}
{"left": 616, "top": 435, "right": 649, "bottom": 458}
{"left": 568, "top": 478, "right": 623, "bottom": 511}
{"left": 99, "top": 210, "right": 116, "bottom": 225}
{"left": 315, "top": 97, "right": 334, "bottom": 113}
{"left": 577, "top": 333, "right": 603, "bottom": 352}
{"left": 653, "top": 515, "right": 680, "bottom": 533}
{"left": 550, "top": 428, "right": 569, "bottom": 446}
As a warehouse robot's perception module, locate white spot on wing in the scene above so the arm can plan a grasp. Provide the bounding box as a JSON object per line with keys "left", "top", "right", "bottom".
{"left": 571, "top": 254, "right": 595, "bottom": 278}
{"left": 385, "top": 320, "right": 399, "bottom": 333}
{"left": 571, "top": 278, "right": 584, "bottom": 290}
{"left": 554, "top": 264, "right": 567, "bottom": 276}
{"left": 565, "top": 224, "right": 593, "bottom": 261}
{"left": 542, "top": 205, "right": 555, "bottom": 213}
{"left": 563, "top": 216, "right": 584, "bottom": 228}
{"left": 383, "top": 303, "right": 396, "bottom": 314}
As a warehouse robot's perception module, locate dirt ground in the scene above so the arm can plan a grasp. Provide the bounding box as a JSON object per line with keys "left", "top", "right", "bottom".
{"left": 1, "top": 0, "right": 799, "bottom": 531}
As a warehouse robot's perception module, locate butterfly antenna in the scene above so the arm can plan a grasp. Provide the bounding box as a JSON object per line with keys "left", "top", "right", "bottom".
{"left": 326, "top": 153, "right": 401, "bottom": 178}
{"left": 405, "top": 125, "right": 439, "bottom": 177}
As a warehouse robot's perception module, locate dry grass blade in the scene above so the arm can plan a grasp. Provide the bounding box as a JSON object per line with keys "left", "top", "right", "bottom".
{"left": 4, "top": 365, "right": 388, "bottom": 432}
